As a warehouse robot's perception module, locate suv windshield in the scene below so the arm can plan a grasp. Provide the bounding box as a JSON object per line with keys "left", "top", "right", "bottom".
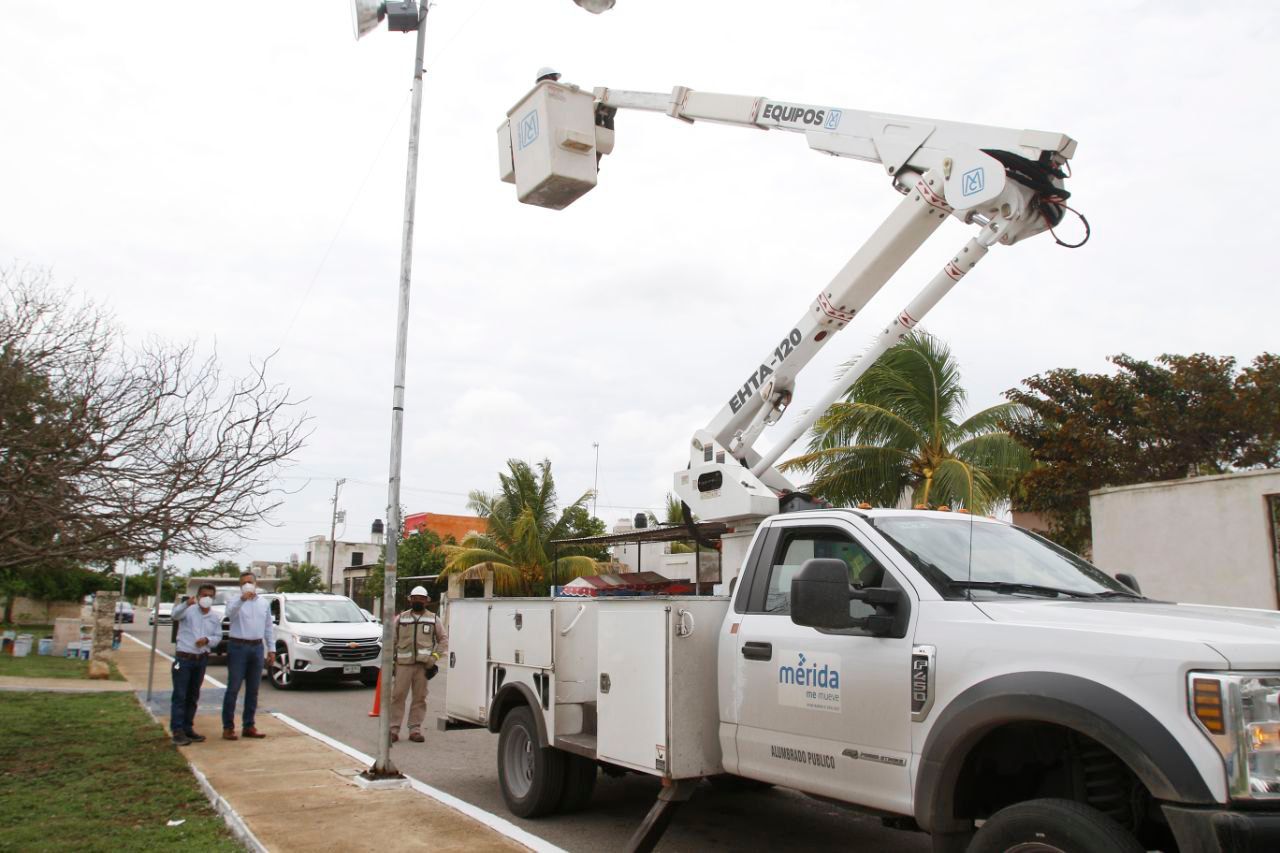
{"left": 870, "top": 517, "right": 1136, "bottom": 600}
{"left": 284, "top": 599, "right": 366, "bottom": 623}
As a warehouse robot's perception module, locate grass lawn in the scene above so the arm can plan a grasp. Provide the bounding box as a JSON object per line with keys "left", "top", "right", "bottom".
{"left": 0, "top": 654, "right": 124, "bottom": 681}
{"left": 0, "top": 692, "right": 240, "bottom": 852}
{"left": 1, "top": 623, "right": 54, "bottom": 639}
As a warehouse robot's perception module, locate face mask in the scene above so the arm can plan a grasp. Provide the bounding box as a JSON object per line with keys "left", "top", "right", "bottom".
{"left": 411, "top": 602, "right": 426, "bottom": 613}
{"left": 241, "top": 582, "right": 256, "bottom": 593}
{"left": 198, "top": 596, "right": 213, "bottom": 609}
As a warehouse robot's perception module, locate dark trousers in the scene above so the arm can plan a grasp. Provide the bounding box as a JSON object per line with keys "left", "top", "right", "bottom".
{"left": 222, "top": 642, "right": 264, "bottom": 730}
{"left": 170, "top": 656, "right": 208, "bottom": 734}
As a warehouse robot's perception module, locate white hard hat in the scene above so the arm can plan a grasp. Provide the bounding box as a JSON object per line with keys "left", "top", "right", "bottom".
{"left": 535, "top": 66, "right": 561, "bottom": 83}
{"left": 409, "top": 585, "right": 430, "bottom": 598}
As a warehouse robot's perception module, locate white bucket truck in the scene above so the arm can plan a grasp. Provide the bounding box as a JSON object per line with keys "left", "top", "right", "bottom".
{"left": 439, "top": 77, "right": 1280, "bottom": 853}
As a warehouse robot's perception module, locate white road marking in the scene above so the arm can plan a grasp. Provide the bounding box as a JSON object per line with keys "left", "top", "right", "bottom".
{"left": 123, "top": 631, "right": 227, "bottom": 688}
{"left": 271, "top": 711, "right": 567, "bottom": 853}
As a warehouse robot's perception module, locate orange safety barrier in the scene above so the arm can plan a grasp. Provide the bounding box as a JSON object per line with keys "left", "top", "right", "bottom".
{"left": 368, "top": 669, "right": 382, "bottom": 717}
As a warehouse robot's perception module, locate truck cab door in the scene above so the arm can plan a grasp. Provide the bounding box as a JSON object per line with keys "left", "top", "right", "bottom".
{"left": 732, "top": 518, "right": 916, "bottom": 815}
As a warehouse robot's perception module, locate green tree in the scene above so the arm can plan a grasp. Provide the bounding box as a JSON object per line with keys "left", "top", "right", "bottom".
{"left": 276, "top": 562, "right": 325, "bottom": 593}
{"left": 782, "top": 332, "right": 1032, "bottom": 513}
{"left": 366, "top": 529, "right": 454, "bottom": 605}
{"left": 442, "top": 459, "right": 602, "bottom": 595}
{"left": 558, "top": 504, "right": 608, "bottom": 560}
{"left": 1005, "top": 352, "right": 1280, "bottom": 552}
{"left": 191, "top": 559, "right": 241, "bottom": 578}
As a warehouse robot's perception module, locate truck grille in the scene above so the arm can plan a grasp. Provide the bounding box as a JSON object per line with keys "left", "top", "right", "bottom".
{"left": 318, "top": 638, "right": 381, "bottom": 662}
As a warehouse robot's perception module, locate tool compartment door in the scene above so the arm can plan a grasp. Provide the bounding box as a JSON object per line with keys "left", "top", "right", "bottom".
{"left": 488, "top": 602, "right": 554, "bottom": 669}
{"left": 443, "top": 600, "right": 490, "bottom": 725}
{"left": 597, "top": 602, "right": 669, "bottom": 775}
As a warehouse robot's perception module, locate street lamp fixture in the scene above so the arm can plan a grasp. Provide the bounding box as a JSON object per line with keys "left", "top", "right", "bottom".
{"left": 351, "top": 0, "right": 421, "bottom": 39}
{"left": 574, "top": 0, "right": 616, "bottom": 12}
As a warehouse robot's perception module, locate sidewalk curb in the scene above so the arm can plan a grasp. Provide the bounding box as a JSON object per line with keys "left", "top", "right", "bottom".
{"left": 189, "top": 762, "right": 270, "bottom": 853}
{"left": 271, "top": 712, "right": 567, "bottom": 853}
{"left": 128, "top": 693, "right": 268, "bottom": 853}
{"left": 121, "top": 633, "right": 261, "bottom": 853}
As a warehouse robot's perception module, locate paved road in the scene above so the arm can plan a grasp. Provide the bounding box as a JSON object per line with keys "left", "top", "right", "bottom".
{"left": 127, "top": 623, "right": 929, "bottom": 853}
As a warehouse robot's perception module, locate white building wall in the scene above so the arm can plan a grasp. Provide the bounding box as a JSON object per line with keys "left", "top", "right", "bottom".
{"left": 305, "top": 535, "right": 383, "bottom": 594}
{"left": 1090, "top": 469, "right": 1280, "bottom": 610}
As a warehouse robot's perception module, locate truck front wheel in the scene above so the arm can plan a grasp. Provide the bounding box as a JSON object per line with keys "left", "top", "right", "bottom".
{"left": 968, "top": 798, "right": 1143, "bottom": 853}
{"left": 497, "top": 706, "right": 564, "bottom": 818}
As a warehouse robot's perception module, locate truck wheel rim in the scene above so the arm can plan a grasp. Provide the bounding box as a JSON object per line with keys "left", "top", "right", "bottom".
{"left": 272, "top": 651, "right": 291, "bottom": 687}
{"left": 503, "top": 726, "right": 534, "bottom": 798}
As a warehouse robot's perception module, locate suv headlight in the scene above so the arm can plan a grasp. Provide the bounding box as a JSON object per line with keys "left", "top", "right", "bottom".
{"left": 296, "top": 635, "right": 322, "bottom": 646}
{"left": 1189, "top": 672, "right": 1280, "bottom": 799}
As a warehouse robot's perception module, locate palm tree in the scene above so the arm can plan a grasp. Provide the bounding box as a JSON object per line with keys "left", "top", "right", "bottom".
{"left": 780, "top": 331, "right": 1031, "bottom": 513}
{"left": 441, "top": 459, "right": 602, "bottom": 595}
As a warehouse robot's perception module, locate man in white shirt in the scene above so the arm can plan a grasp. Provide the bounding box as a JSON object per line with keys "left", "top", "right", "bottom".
{"left": 221, "top": 571, "right": 275, "bottom": 740}
{"left": 169, "top": 582, "right": 223, "bottom": 746}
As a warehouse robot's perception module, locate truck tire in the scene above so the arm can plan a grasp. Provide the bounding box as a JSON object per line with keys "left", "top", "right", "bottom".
{"left": 498, "top": 706, "right": 565, "bottom": 818}
{"left": 968, "top": 798, "right": 1143, "bottom": 853}
{"left": 557, "top": 752, "right": 597, "bottom": 813}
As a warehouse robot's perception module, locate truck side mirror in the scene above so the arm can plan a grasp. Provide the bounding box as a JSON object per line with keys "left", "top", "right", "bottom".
{"left": 1115, "top": 573, "right": 1142, "bottom": 594}
{"left": 790, "top": 558, "right": 903, "bottom": 635}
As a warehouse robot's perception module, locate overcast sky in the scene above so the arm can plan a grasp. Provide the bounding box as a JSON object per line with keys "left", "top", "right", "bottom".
{"left": 3, "top": 1, "right": 1277, "bottom": 573}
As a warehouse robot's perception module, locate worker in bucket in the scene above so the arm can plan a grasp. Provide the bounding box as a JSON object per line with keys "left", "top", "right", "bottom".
{"left": 390, "top": 586, "right": 447, "bottom": 743}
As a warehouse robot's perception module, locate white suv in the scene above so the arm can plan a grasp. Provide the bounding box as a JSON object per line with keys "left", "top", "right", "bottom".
{"left": 264, "top": 593, "right": 382, "bottom": 690}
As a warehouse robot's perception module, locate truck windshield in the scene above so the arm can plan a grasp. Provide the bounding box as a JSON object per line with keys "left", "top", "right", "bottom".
{"left": 285, "top": 599, "right": 366, "bottom": 623}
{"left": 870, "top": 517, "right": 1136, "bottom": 600}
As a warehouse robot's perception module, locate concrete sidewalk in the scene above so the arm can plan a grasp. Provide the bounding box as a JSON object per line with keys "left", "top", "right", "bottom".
{"left": 112, "top": 637, "right": 538, "bottom": 853}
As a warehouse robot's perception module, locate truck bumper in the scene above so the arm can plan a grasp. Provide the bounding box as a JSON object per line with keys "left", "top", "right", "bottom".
{"left": 1163, "top": 804, "right": 1280, "bottom": 852}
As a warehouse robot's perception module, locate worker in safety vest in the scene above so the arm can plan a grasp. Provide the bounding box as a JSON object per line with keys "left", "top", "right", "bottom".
{"left": 390, "top": 585, "right": 447, "bottom": 743}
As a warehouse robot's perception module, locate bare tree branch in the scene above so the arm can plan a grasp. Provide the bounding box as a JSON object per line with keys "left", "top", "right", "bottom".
{"left": 0, "top": 265, "right": 311, "bottom": 570}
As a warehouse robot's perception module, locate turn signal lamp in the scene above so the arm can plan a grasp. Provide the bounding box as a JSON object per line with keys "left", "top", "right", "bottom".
{"left": 1251, "top": 723, "right": 1280, "bottom": 753}
{"left": 1193, "top": 678, "right": 1226, "bottom": 734}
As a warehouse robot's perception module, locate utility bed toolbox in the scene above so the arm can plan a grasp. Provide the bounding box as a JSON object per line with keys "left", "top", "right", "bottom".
{"left": 442, "top": 595, "right": 729, "bottom": 779}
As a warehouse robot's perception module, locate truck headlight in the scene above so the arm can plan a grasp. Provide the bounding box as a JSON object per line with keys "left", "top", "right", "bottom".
{"left": 296, "top": 635, "right": 322, "bottom": 646}
{"left": 1189, "top": 672, "right": 1280, "bottom": 799}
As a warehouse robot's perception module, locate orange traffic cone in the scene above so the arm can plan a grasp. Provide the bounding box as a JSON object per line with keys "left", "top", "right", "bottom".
{"left": 368, "top": 669, "right": 382, "bottom": 717}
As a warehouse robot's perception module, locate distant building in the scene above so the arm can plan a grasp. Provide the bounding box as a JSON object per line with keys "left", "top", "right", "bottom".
{"left": 1090, "top": 468, "right": 1280, "bottom": 609}
{"left": 306, "top": 519, "right": 386, "bottom": 595}
{"left": 403, "top": 511, "right": 487, "bottom": 543}
{"left": 249, "top": 560, "right": 290, "bottom": 580}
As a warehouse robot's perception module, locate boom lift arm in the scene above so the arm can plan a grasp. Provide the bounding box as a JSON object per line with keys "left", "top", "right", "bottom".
{"left": 498, "top": 81, "right": 1079, "bottom": 524}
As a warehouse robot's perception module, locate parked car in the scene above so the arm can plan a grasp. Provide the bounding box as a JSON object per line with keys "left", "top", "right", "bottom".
{"left": 113, "top": 601, "right": 134, "bottom": 623}
{"left": 149, "top": 602, "right": 174, "bottom": 626}
{"left": 263, "top": 593, "right": 382, "bottom": 690}
{"left": 359, "top": 607, "right": 381, "bottom": 625}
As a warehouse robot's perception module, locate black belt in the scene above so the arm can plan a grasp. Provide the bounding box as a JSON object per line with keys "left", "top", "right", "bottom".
{"left": 229, "top": 637, "right": 262, "bottom": 646}
{"left": 175, "top": 651, "right": 208, "bottom": 661}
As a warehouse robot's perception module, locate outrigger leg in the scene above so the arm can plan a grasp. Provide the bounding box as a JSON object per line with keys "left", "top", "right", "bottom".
{"left": 625, "top": 778, "right": 700, "bottom": 853}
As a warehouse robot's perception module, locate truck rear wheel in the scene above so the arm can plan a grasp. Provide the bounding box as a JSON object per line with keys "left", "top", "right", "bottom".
{"left": 498, "top": 706, "right": 564, "bottom": 818}
{"left": 557, "top": 752, "right": 597, "bottom": 813}
{"left": 968, "top": 798, "right": 1143, "bottom": 853}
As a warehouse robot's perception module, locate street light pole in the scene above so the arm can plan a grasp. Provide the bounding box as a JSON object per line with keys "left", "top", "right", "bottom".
{"left": 327, "top": 478, "right": 346, "bottom": 593}
{"left": 592, "top": 442, "right": 600, "bottom": 518}
{"left": 145, "top": 539, "right": 168, "bottom": 703}
{"left": 368, "top": 1, "right": 429, "bottom": 781}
